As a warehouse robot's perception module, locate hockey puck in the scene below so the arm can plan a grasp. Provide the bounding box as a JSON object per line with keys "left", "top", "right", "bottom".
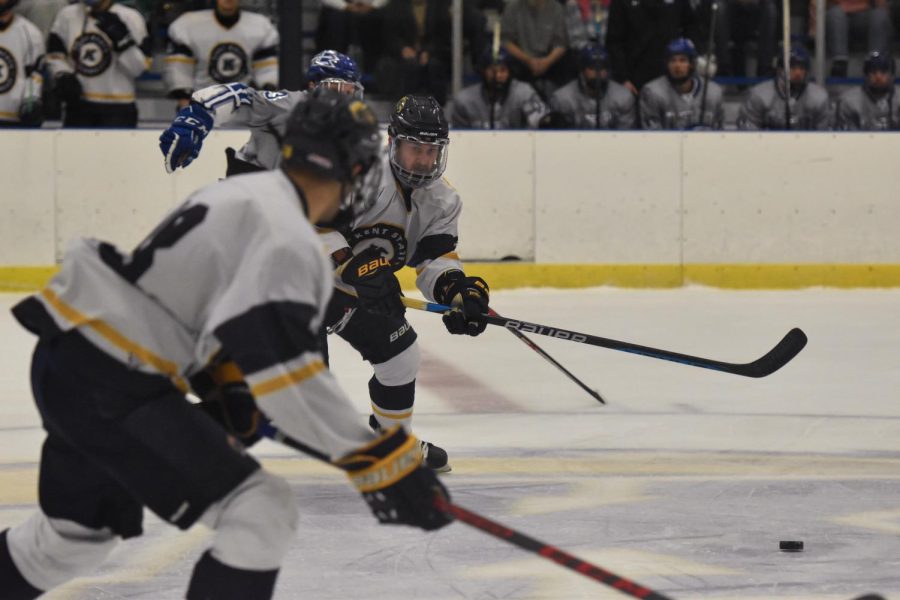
{"left": 779, "top": 540, "right": 803, "bottom": 552}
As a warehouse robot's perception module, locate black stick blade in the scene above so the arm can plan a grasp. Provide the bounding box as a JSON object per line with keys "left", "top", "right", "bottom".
{"left": 730, "top": 327, "right": 808, "bottom": 378}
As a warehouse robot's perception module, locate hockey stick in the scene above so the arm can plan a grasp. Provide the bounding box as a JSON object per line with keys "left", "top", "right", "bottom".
{"left": 401, "top": 297, "right": 807, "bottom": 378}
{"left": 781, "top": 0, "right": 792, "bottom": 129}
{"left": 490, "top": 308, "right": 606, "bottom": 404}
{"left": 257, "top": 421, "right": 675, "bottom": 600}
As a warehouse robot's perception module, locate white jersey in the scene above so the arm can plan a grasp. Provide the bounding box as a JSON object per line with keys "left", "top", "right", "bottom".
{"left": 0, "top": 14, "right": 44, "bottom": 123}
{"left": 320, "top": 152, "right": 466, "bottom": 302}
{"left": 165, "top": 9, "right": 278, "bottom": 97}
{"left": 15, "top": 170, "right": 373, "bottom": 459}
{"left": 194, "top": 83, "right": 304, "bottom": 169}
{"left": 46, "top": 3, "right": 149, "bottom": 104}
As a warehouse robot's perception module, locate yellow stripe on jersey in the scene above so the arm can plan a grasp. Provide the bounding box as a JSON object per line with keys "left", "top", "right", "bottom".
{"left": 84, "top": 92, "right": 136, "bottom": 102}
{"left": 252, "top": 58, "right": 278, "bottom": 69}
{"left": 164, "top": 56, "right": 197, "bottom": 64}
{"left": 39, "top": 288, "right": 189, "bottom": 392}
{"left": 212, "top": 361, "right": 244, "bottom": 385}
{"left": 250, "top": 360, "right": 327, "bottom": 398}
{"left": 0, "top": 111, "right": 18, "bottom": 119}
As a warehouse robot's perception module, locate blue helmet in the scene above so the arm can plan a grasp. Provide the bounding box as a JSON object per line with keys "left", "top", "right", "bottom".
{"left": 666, "top": 38, "right": 697, "bottom": 62}
{"left": 864, "top": 50, "right": 895, "bottom": 75}
{"left": 577, "top": 44, "right": 609, "bottom": 71}
{"left": 306, "top": 50, "right": 364, "bottom": 98}
{"left": 776, "top": 44, "right": 811, "bottom": 71}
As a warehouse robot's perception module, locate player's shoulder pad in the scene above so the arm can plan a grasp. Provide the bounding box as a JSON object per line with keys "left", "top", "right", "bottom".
{"left": 805, "top": 82, "right": 830, "bottom": 103}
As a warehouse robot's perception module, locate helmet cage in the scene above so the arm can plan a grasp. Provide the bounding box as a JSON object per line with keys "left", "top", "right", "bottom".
{"left": 316, "top": 77, "right": 364, "bottom": 99}
{"left": 389, "top": 135, "right": 449, "bottom": 189}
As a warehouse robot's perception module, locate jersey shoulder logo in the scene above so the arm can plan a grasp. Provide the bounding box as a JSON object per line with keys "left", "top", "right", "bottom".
{"left": 72, "top": 33, "right": 112, "bottom": 77}
{"left": 208, "top": 42, "right": 248, "bottom": 83}
{"left": 0, "top": 46, "right": 17, "bottom": 94}
{"left": 262, "top": 90, "right": 288, "bottom": 102}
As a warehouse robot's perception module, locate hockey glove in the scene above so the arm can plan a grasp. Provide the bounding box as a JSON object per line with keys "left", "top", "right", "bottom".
{"left": 440, "top": 275, "right": 489, "bottom": 336}
{"left": 339, "top": 247, "right": 405, "bottom": 318}
{"left": 196, "top": 381, "right": 263, "bottom": 447}
{"left": 94, "top": 11, "right": 135, "bottom": 53}
{"left": 18, "top": 99, "right": 43, "bottom": 128}
{"left": 159, "top": 103, "right": 213, "bottom": 173}
{"left": 54, "top": 73, "right": 82, "bottom": 104}
{"left": 337, "top": 426, "right": 452, "bottom": 531}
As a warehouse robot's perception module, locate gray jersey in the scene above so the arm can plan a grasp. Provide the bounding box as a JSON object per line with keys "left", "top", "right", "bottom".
{"left": 639, "top": 75, "right": 724, "bottom": 130}
{"left": 835, "top": 86, "right": 900, "bottom": 131}
{"left": 450, "top": 80, "right": 548, "bottom": 129}
{"left": 320, "top": 151, "right": 465, "bottom": 301}
{"left": 548, "top": 78, "right": 636, "bottom": 129}
{"left": 22, "top": 170, "right": 372, "bottom": 459}
{"left": 194, "top": 83, "right": 306, "bottom": 169}
{"left": 737, "top": 80, "right": 831, "bottom": 130}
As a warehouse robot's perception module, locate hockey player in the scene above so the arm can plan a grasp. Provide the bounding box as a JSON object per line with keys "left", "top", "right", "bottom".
{"left": 449, "top": 46, "right": 548, "bottom": 129}
{"left": 164, "top": 0, "right": 279, "bottom": 108}
{"left": 835, "top": 51, "right": 899, "bottom": 131}
{"left": 46, "top": 0, "right": 150, "bottom": 127}
{"left": 547, "top": 43, "right": 636, "bottom": 130}
{"left": 639, "top": 38, "right": 724, "bottom": 130}
{"left": 0, "top": 0, "right": 44, "bottom": 127}
{"left": 160, "top": 49, "right": 362, "bottom": 176}
{"left": 0, "top": 90, "right": 450, "bottom": 600}
{"left": 737, "top": 44, "right": 831, "bottom": 131}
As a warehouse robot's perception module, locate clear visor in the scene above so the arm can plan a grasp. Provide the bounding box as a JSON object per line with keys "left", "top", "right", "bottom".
{"left": 316, "top": 78, "right": 364, "bottom": 99}
{"left": 389, "top": 135, "right": 449, "bottom": 189}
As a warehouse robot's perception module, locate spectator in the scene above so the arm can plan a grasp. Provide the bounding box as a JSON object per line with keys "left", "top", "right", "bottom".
{"left": 0, "top": 0, "right": 44, "bottom": 127}
{"left": 315, "top": 0, "right": 385, "bottom": 72}
{"left": 606, "top": 0, "right": 698, "bottom": 94}
{"left": 564, "top": 0, "right": 608, "bottom": 49}
{"left": 165, "top": 0, "right": 278, "bottom": 108}
{"left": 726, "top": 0, "right": 778, "bottom": 77}
{"left": 47, "top": 0, "right": 150, "bottom": 128}
{"left": 375, "top": 0, "right": 484, "bottom": 105}
{"left": 450, "top": 46, "right": 548, "bottom": 128}
{"left": 737, "top": 43, "right": 831, "bottom": 129}
{"left": 821, "top": 0, "right": 892, "bottom": 77}
{"left": 835, "top": 50, "right": 899, "bottom": 129}
{"left": 547, "top": 43, "right": 635, "bottom": 129}
{"left": 639, "top": 38, "right": 724, "bottom": 129}
{"left": 500, "top": 0, "right": 570, "bottom": 99}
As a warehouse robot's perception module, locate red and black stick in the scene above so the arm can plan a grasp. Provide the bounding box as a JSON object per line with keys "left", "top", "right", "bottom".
{"left": 259, "top": 422, "right": 672, "bottom": 600}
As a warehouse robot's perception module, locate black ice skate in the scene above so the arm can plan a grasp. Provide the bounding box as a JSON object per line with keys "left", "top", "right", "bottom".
{"left": 368, "top": 414, "right": 451, "bottom": 473}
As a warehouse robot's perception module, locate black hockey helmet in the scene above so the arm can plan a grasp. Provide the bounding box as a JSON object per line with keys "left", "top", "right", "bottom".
{"left": 0, "top": 0, "right": 19, "bottom": 15}
{"left": 864, "top": 50, "right": 895, "bottom": 75}
{"left": 387, "top": 95, "right": 449, "bottom": 189}
{"left": 282, "top": 88, "right": 382, "bottom": 222}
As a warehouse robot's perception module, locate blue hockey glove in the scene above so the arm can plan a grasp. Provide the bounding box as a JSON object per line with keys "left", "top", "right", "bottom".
{"left": 159, "top": 103, "right": 213, "bottom": 173}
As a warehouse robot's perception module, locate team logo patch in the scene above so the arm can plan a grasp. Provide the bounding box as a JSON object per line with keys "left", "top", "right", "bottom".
{"left": 348, "top": 224, "right": 408, "bottom": 270}
{"left": 0, "top": 46, "right": 16, "bottom": 94}
{"left": 262, "top": 90, "right": 288, "bottom": 102}
{"left": 73, "top": 33, "right": 112, "bottom": 77}
{"left": 208, "top": 42, "right": 248, "bottom": 83}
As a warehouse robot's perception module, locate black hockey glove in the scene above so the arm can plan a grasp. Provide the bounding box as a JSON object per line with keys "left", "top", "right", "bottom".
{"left": 337, "top": 426, "right": 452, "bottom": 531}
{"left": 94, "top": 11, "right": 135, "bottom": 53}
{"left": 18, "top": 99, "right": 43, "bottom": 128}
{"left": 54, "top": 73, "right": 82, "bottom": 104}
{"left": 196, "top": 381, "right": 263, "bottom": 447}
{"left": 339, "top": 247, "right": 405, "bottom": 318}
{"left": 439, "top": 275, "right": 489, "bottom": 336}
